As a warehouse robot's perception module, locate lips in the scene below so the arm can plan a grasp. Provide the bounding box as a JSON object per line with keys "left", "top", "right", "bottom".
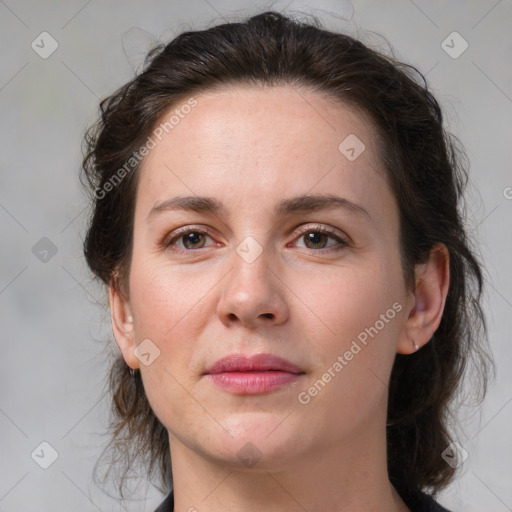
{"left": 203, "top": 353, "right": 305, "bottom": 395}
{"left": 204, "top": 353, "right": 304, "bottom": 375}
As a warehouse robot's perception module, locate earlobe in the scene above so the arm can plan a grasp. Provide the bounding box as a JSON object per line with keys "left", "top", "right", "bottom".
{"left": 108, "top": 278, "right": 140, "bottom": 370}
{"left": 397, "top": 244, "right": 450, "bottom": 355}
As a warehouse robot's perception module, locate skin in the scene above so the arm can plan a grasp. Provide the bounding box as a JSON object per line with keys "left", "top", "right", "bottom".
{"left": 110, "top": 85, "right": 450, "bottom": 512}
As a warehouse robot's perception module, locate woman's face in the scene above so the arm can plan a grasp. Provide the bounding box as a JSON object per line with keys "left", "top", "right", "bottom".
{"left": 114, "top": 85, "right": 417, "bottom": 470}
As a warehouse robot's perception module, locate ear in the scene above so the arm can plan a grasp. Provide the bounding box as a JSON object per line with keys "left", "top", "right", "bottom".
{"left": 108, "top": 275, "right": 140, "bottom": 370}
{"left": 396, "top": 243, "right": 450, "bottom": 354}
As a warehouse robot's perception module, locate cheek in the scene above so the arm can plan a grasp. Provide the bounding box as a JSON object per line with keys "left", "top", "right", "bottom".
{"left": 127, "top": 257, "right": 228, "bottom": 381}
{"left": 127, "top": 260, "right": 197, "bottom": 372}
{"left": 304, "top": 256, "right": 405, "bottom": 346}
{"left": 129, "top": 259, "right": 208, "bottom": 335}
{"left": 127, "top": 261, "right": 212, "bottom": 427}
{"left": 297, "top": 255, "right": 406, "bottom": 403}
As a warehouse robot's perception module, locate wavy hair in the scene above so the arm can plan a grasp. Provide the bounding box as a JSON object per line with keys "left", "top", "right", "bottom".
{"left": 81, "top": 10, "right": 493, "bottom": 500}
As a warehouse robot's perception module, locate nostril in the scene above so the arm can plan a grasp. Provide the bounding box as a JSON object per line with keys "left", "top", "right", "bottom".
{"left": 261, "top": 313, "right": 274, "bottom": 319}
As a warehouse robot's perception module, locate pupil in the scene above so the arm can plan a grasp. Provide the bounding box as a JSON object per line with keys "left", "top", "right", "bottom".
{"left": 306, "top": 232, "right": 326, "bottom": 248}
{"left": 185, "top": 233, "right": 204, "bottom": 248}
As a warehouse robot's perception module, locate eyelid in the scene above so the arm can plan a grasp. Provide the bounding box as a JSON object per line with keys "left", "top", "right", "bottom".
{"left": 292, "top": 223, "right": 347, "bottom": 239}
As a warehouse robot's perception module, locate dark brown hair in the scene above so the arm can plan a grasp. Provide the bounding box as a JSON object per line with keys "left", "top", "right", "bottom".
{"left": 81, "top": 10, "right": 493, "bottom": 499}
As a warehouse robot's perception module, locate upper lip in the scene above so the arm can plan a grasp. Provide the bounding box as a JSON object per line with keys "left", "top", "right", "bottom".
{"left": 204, "top": 353, "right": 304, "bottom": 375}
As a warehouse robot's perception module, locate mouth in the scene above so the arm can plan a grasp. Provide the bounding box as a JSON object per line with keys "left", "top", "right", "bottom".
{"left": 203, "top": 353, "right": 305, "bottom": 395}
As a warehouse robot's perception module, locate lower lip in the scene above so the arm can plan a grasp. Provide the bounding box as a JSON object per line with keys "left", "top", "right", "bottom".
{"left": 206, "top": 371, "right": 302, "bottom": 394}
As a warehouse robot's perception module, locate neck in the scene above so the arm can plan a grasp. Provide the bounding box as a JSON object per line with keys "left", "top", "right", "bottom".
{"left": 168, "top": 419, "right": 409, "bottom": 512}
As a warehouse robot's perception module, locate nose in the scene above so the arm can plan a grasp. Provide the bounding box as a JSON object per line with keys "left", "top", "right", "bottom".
{"left": 216, "top": 246, "right": 289, "bottom": 329}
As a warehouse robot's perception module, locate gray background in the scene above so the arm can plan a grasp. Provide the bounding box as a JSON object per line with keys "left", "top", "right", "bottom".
{"left": 1, "top": 0, "right": 511, "bottom": 510}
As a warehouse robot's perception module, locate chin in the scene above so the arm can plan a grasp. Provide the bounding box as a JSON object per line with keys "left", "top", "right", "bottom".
{"left": 196, "top": 412, "right": 308, "bottom": 471}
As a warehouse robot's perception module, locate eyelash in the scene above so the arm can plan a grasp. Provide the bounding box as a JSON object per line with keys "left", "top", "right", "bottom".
{"left": 163, "top": 224, "right": 349, "bottom": 254}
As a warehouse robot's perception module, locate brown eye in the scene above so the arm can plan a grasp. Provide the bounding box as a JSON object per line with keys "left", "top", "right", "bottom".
{"left": 181, "top": 232, "right": 207, "bottom": 249}
{"left": 303, "top": 231, "right": 330, "bottom": 249}
{"left": 165, "top": 229, "right": 215, "bottom": 251}
{"left": 293, "top": 228, "right": 348, "bottom": 251}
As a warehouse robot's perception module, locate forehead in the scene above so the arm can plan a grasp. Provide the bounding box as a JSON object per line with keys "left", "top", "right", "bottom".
{"left": 136, "top": 85, "right": 392, "bottom": 220}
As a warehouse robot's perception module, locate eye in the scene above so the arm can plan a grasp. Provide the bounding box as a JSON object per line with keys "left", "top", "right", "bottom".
{"left": 164, "top": 228, "right": 215, "bottom": 251}
{"left": 292, "top": 225, "right": 348, "bottom": 251}
{"left": 163, "top": 225, "right": 348, "bottom": 253}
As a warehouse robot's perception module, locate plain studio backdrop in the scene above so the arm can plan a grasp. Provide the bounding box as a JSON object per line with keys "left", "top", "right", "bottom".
{"left": 1, "top": 1, "right": 511, "bottom": 511}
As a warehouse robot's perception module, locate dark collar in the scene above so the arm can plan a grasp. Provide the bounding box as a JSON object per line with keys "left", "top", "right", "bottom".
{"left": 392, "top": 480, "right": 452, "bottom": 512}
{"left": 153, "top": 489, "right": 174, "bottom": 512}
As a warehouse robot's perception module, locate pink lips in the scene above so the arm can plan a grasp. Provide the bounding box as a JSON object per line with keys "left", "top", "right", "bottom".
{"left": 203, "top": 353, "right": 305, "bottom": 394}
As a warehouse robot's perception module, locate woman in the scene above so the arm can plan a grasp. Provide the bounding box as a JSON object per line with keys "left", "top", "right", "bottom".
{"left": 81, "top": 11, "right": 492, "bottom": 512}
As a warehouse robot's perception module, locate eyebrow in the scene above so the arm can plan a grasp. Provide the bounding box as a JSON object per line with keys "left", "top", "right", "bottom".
{"left": 147, "top": 194, "right": 371, "bottom": 221}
